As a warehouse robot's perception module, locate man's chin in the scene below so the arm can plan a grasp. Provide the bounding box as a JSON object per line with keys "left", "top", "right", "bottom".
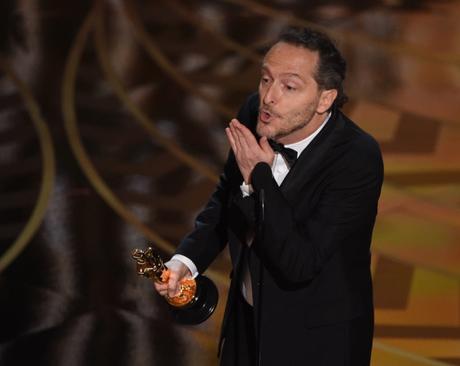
{"left": 256, "top": 122, "right": 275, "bottom": 140}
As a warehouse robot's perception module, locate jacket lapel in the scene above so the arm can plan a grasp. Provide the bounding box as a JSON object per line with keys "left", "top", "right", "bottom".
{"left": 280, "top": 109, "right": 347, "bottom": 204}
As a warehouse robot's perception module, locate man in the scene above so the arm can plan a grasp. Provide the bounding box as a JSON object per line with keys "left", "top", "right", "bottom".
{"left": 155, "top": 27, "right": 383, "bottom": 365}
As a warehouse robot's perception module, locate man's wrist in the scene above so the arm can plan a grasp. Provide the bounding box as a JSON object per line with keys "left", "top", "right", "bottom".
{"left": 240, "top": 181, "right": 254, "bottom": 197}
{"left": 169, "top": 254, "right": 199, "bottom": 278}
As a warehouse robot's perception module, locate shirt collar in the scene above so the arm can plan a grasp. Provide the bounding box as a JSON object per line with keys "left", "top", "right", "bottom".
{"left": 285, "top": 112, "right": 331, "bottom": 156}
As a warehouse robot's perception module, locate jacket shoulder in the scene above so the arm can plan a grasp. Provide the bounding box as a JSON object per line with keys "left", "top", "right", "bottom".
{"left": 338, "top": 111, "right": 383, "bottom": 164}
{"left": 236, "top": 92, "right": 259, "bottom": 131}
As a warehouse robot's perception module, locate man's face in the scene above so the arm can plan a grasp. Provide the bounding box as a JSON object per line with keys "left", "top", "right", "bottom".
{"left": 257, "top": 42, "right": 336, "bottom": 144}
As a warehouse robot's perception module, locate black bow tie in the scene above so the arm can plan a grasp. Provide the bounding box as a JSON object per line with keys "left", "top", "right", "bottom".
{"left": 268, "top": 140, "right": 298, "bottom": 168}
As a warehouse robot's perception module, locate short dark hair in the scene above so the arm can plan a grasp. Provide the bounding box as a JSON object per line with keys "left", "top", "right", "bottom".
{"left": 276, "top": 27, "right": 348, "bottom": 108}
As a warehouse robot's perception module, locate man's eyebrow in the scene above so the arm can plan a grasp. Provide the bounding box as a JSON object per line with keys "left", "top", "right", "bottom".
{"left": 261, "top": 65, "right": 272, "bottom": 75}
{"left": 281, "top": 72, "right": 304, "bottom": 81}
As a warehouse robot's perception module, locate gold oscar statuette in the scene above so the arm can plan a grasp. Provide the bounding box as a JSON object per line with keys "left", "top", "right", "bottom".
{"left": 131, "top": 246, "right": 218, "bottom": 324}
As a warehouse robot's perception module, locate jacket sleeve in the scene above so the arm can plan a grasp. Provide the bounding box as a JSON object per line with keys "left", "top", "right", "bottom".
{"left": 251, "top": 136, "right": 384, "bottom": 284}
{"left": 174, "top": 93, "right": 259, "bottom": 273}
{"left": 175, "top": 157, "right": 232, "bottom": 274}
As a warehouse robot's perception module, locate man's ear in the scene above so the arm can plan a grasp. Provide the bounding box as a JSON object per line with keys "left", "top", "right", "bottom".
{"left": 317, "top": 89, "right": 338, "bottom": 113}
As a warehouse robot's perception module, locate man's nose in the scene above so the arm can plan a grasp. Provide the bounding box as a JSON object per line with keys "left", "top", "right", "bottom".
{"left": 262, "top": 84, "right": 278, "bottom": 105}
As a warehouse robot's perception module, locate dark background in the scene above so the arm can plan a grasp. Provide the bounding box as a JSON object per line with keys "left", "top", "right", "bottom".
{"left": 1, "top": 0, "right": 459, "bottom": 365}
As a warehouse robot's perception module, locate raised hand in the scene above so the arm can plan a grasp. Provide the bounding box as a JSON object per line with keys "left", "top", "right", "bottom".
{"left": 225, "top": 119, "right": 274, "bottom": 183}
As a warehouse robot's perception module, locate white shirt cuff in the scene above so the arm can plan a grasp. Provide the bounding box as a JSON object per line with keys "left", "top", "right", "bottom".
{"left": 240, "top": 182, "right": 254, "bottom": 197}
{"left": 168, "top": 254, "right": 199, "bottom": 279}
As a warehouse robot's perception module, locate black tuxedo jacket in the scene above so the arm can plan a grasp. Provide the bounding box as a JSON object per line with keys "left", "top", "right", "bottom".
{"left": 176, "top": 93, "right": 384, "bottom": 364}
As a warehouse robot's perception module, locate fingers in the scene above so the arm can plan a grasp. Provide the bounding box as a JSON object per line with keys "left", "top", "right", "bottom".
{"left": 231, "top": 120, "right": 246, "bottom": 150}
{"left": 259, "top": 136, "right": 273, "bottom": 154}
{"left": 227, "top": 119, "right": 258, "bottom": 153}
{"left": 233, "top": 119, "right": 257, "bottom": 147}
{"left": 226, "top": 118, "right": 271, "bottom": 183}
{"left": 153, "top": 260, "right": 191, "bottom": 299}
{"left": 153, "top": 272, "right": 181, "bottom": 298}
{"left": 260, "top": 136, "right": 275, "bottom": 165}
{"left": 231, "top": 120, "right": 255, "bottom": 151}
{"left": 259, "top": 135, "right": 269, "bottom": 151}
{"left": 226, "top": 119, "right": 242, "bottom": 152}
{"left": 167, "top": 271, "right": 180, "bottom": 297}
{"left": 153, "top": 281, "right": 169, "bottom": 297}
{"left": 225, "top": 125, "right": 237, "bottom": 154}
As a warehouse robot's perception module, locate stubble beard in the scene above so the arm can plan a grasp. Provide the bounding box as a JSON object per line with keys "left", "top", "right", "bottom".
{"left": 257, "top": 107, "right": 316, "bottom": 142}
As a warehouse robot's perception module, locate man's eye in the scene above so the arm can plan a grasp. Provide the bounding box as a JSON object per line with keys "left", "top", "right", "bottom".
{"left": 286, "top": 85, "right": 296, "bottom": 91}
{"left": 261, "top": 77, "right": 270, "bottom": 84}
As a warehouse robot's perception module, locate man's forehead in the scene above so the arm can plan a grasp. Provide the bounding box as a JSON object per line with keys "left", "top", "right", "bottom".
{"left": 261, "top": 43, "right": 318, "bottom": 79}
{"left": 261, "top": 65, "right": 303, "bottom": 80}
